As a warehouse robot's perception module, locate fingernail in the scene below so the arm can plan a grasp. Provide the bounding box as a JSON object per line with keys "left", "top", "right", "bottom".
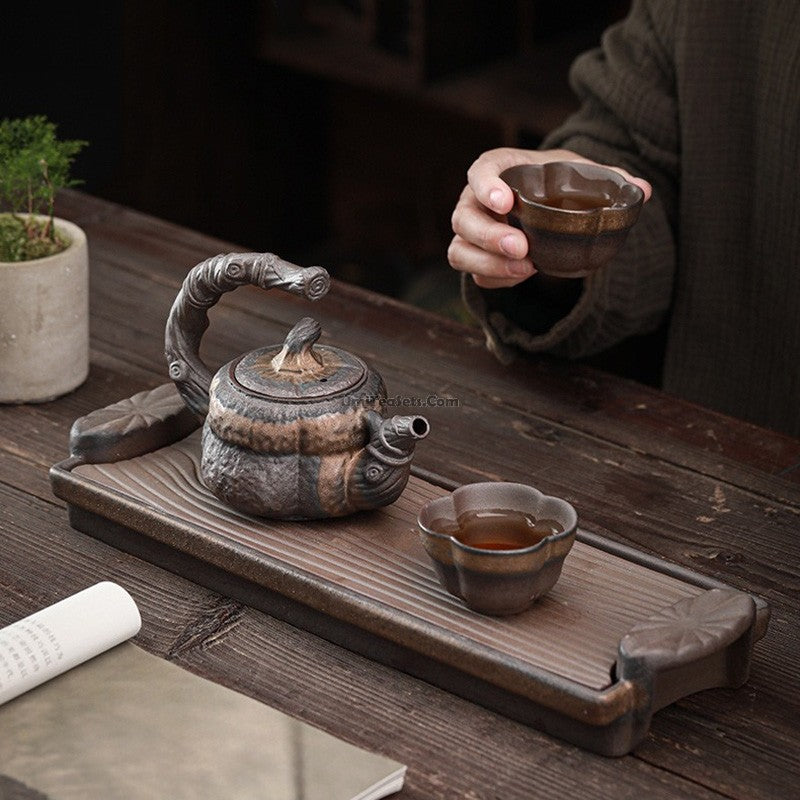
{"left": 508, "top": 260, "right": 533, "bottom": 277}
{"left": 500, "top": 234, "right": 523, "bottom": 258}
{"left": 489, "top": 189, "right": 505, "bottom": 211}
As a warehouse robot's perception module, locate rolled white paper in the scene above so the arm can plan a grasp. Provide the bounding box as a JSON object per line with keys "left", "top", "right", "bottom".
{"left": 0, "top": 581, "right": 142, "bottom": 705}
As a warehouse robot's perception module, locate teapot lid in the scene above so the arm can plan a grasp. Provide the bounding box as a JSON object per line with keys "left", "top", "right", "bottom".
{"left": 230, "top": 317, "right": 367, "bottom": 401}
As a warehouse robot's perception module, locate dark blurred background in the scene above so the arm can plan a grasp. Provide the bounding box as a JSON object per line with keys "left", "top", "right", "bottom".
{"left": 1, "top": 0, "right": 630, "bottom": 320}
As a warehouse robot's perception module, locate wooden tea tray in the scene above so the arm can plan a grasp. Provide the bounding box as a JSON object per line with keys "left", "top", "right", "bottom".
{"left": 50, "top": 386, "right": 769, "bottom": 756}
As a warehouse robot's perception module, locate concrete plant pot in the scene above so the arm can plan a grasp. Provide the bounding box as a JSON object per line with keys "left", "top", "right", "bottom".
{"left": 0, "top": 216, "right": 89, "bottom": 403}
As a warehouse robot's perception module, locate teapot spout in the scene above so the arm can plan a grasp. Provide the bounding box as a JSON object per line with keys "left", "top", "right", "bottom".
{"left": 347, "top": 412, "right": 430, "bottom": 512}
{"left": 374, "top": 413, "right": 430, "bottom": 454}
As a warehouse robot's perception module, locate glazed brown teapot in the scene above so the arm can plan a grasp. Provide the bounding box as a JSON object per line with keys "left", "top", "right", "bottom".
{"left": 164, "top": 252, "right": 429, "bottom": 519}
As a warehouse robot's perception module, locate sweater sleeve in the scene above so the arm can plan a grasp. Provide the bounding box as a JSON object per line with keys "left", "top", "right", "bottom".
{"left": 463, "top": 0, "right": 680, "bottom": 364}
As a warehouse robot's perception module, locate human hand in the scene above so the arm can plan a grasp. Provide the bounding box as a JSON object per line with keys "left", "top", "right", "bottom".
{"left": 448, "top": 148, "right": 652, "bottom": 288}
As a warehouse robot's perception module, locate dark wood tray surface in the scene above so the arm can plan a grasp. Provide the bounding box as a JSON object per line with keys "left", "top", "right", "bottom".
{"left": 65, "top": 431, "right": 706, "bottom": 691}
{"left": 51, "top": 412, "right": 769, "bottom": 755}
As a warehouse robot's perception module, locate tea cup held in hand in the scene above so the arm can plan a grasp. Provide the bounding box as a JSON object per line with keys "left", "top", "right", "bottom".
{"left": 417, "top": 482, "right": 577, "bottom": 616}
{"left": 501, "top": 161, "right": 644, "bottom": 278}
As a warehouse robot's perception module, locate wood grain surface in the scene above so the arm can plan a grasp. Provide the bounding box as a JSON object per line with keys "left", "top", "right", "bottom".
{"left": 2, "top": 190, "right": 799, "bottom": 799}
{"left": 67, "top": 438, "right": 710, "bottom": 693}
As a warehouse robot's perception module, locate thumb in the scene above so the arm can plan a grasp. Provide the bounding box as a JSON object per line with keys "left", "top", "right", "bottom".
{"left": 486, "top": 184, "right": 515, "bottom": 214}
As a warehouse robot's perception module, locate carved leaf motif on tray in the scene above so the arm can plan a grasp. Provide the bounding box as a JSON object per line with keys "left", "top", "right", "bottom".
{"left": 77, "top": 384, "right": 189, "bottom": 436}
{"left": 69, "top": 383, "right": 200, "bottom": 463}
{"left": 620, "top": 588, "right": 755, "bottom": 665}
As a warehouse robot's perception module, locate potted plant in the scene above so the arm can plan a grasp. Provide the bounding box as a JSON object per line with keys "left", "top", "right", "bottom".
{"left": 0, "top": 116, "right": 89, "bottom": 403}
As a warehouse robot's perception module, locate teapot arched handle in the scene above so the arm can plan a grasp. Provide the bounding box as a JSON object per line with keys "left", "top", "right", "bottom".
{"left": 164, "top": 252, "right": 330, "bottom": 418}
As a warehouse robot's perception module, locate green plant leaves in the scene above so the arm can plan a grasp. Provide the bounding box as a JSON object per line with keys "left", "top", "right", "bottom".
{"left": 0, "top": 116, "right": 87, "bottom": 261}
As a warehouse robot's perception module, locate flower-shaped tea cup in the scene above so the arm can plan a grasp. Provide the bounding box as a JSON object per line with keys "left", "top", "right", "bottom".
{"left": 417, "top": 482, "right": 577, "bottom": 615}
{"left": 500, "top": 161, "right": 644, "bottom": 278}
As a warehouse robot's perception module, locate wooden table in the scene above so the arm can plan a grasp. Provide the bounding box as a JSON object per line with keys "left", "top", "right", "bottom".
{"left": 2, "top": 191, "right": 799, "bottom": 799}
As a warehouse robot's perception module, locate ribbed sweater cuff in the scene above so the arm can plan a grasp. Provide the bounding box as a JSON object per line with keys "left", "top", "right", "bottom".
{"left": 460, "top": 193, "right": 674, "bottom": 364}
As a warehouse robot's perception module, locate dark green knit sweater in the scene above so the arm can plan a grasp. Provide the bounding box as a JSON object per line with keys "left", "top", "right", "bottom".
{"left": 463, "top": 0, "right": 800, "bottom": 436}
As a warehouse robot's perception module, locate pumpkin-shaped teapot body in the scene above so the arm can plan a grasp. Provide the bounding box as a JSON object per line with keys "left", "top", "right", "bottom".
{"left": 165, "top": 253, "right": 428, "bottom": 519}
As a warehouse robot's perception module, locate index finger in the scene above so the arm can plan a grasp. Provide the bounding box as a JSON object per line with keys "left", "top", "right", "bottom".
{"left": 466, "top": 149, "right": 532, "bottom": 215}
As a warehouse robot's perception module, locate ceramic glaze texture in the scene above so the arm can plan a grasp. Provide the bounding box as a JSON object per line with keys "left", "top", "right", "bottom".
{"left": 417, "top": 482, "right": 577, "bottom": 615}
{"left": 165, "top": 253, "right": 429, "bottom": 519}
{"left": 501, "top": 161, "right": 643, "bottom": 278}
{"left": 202, "top": 328, "right": 388, "bottom": 518}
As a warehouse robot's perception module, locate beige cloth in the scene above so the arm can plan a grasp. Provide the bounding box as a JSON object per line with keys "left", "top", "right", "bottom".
{"left": 464, "top": 0, "right": 800, "bottom": 436}
{"left": 0, "top": 643, "right": 404, "bottom": 800}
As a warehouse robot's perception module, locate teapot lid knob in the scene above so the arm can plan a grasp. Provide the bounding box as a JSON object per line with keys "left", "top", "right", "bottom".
{"left": 233, "top": 316, "right": 368, "bottom": 400}
{"left": 285, "top": 317, "right": 321, "bottom": 353}
{"left": 271, "top": 317, "right": 324, "bottom": 374}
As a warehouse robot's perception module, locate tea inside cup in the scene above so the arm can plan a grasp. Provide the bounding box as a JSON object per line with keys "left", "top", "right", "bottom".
{"left": 417, "top": 482, "right": 577, "bottom": 615}
{"left": 500, "top": 161, "right": 644, "bottom": 278}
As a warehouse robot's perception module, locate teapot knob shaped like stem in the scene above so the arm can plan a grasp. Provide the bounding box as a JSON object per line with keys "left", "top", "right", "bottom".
{"left": 285, "top": 317, "right": 322, "bottom": 353}
{"left": 271, "top": 317, "right": 325, "bottom": 374}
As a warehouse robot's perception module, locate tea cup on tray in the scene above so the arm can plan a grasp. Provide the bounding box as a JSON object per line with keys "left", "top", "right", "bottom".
{"left": 416, "top": 482, "right": 577, "bottom": 616}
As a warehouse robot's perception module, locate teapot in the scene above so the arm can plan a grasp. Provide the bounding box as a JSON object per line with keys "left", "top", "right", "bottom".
{"left": 164, "top": 252, "right": 429, "bottom": 519}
